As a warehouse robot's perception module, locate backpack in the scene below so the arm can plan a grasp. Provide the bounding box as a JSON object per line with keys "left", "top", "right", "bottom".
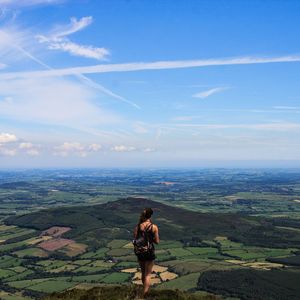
{"left": 133, "top": 223, "right": 154, "bottom": 256}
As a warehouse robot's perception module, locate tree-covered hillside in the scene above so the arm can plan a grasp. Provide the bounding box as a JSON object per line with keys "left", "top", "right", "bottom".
{"left": 6, "top": 197, "right": 300, "bottom": 249}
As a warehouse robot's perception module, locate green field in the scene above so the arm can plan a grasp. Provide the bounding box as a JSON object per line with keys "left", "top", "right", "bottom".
{"left": 100, "top": 272, "right": 131, "bottom": 284}
{"left": 158, "top": 272, "right": 201, "bottom": 290}
{"left": 13, "top": 247, "right": 48, "bottom": 258}
{"left": 0, "top": 169, "right": 300, "bottom": 299}
{"left": 27, "top": 280, "right": 76, "bottom": 293}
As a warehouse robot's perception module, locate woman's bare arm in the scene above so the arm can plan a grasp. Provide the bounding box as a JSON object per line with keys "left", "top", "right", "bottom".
{"left": 152, "top": 224, "right": 160, "bottom": 244}
{"left": 133, "top": 225, "right": 138, "bottom": 239}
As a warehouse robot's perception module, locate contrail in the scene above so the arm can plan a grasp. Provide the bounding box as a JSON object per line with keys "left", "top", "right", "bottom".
{"left": 5, "top": 39, "right": 140, "bottom": 109}
{"left": 76, "top": 74, "right": 141, "bottom": 109}
{"left": 1, "top": 55, "right": 300, "bottom": 80}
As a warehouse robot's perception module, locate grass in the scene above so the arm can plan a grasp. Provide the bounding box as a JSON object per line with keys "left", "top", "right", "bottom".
{"left": 115, "top": 261, "right": 137, "bottom": 268}
{"left": 80, "top": 248, "right": 109, "bottom": 259}
{"left": 222, "top": 247, "right": 295, "bottom": 260}
{"left": 49, "top": 264, "right": 78, "bottom": 273}
{"left": 106, "top": 248, "right": 132, "bottom": 257}
{"left": 44, "top": 285, "right": 219, "bottom": 300}
{"left": 157, "top": 272, "right": 201, "bottom": 290}
{"left": 8, "top": 278, "right": 49, "bottom": 289}
{"left": 168, "top": 248, "right": 194, "bottom": 257}
{"left": 60, "top": 242, "right": 87, "bottom": 257}
{"left": 100, "top": 272, "right": 131, "bottom": 284}
{"left": 8, "top": 266, "right": 27, "bottom": 273}
{"left": 0, "top": 268, "right": 16, "bottom": 279}
{"left": 156, "top": 241, "right": 183, "bottom": 250}
{"left": 0, "top": 256, "right": 23, "bottom": 268}
{"left": 161, "top": 258, "right": 238, "bottom": 275}
{"left": 13, "top": 247, "right": 48, "bottom": 258}
{"left": 73, "top": 265, "right": 108, "bottom": 273}
{"left": 186, "top": 247, "right": 219, "bottom": 256}
{"left": 88, "top": 260, "right": 115, "bottom": 268}
{"left": 42, "top": 260, "right": 70, "bottom": 270}
{"left": 27, "top": 280, "right": 76, "bottom": 293}
{"left": 0, "top": 291, "right": 32, "bottom": 300}
{"left": 161, "top": 259, "right": 211, "bottom": 275}
{"left": 3, "top": 269, "right": 34, "bottom": 282}
{"left": 107, "top": 239, "right": 129, "bottom": 249}
{"left": 50, "top": 274, "right": 109, "bottom": 283}
{"left": 0, "top": 240, "right": 30, "bottom": 252}
{"left": 0, "top": 228, "right": 35, "bottom": 241}
{"left": 73, "top": 259, "right": 91, "bottom": 266}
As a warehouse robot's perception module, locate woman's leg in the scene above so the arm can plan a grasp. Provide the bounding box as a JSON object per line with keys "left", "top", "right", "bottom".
{"left": 143, "top": 260, "right": 154, "bottom": 296}
{"left": 138, "top": 260, "right": 146, "bottom": 284}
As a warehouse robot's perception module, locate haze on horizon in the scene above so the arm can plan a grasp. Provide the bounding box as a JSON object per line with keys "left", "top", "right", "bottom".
{"left": 0, "top": 0, "right": 300, "bottom": 168}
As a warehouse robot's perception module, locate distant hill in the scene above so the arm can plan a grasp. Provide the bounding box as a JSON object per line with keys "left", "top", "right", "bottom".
{"left": 5, "top": 197, "right": 300, "bottom": 249}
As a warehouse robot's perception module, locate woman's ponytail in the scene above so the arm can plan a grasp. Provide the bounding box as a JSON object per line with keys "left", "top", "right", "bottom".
{"left": 138, "top": 207, "right": 153, "bottom": 225}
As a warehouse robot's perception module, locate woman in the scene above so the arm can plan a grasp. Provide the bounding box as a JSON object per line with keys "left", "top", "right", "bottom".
{"left": 133, "top": 207, "right": 160, "bottom": 297}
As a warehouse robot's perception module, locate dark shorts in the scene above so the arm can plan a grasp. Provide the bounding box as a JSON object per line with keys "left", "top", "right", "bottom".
{"left": 137, "top": 252, "right": 156, "bottom": 262}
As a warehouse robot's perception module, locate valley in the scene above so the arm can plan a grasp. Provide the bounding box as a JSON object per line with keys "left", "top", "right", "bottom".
{"left": 0, "top": 169, "right": 299, "bottom": 299}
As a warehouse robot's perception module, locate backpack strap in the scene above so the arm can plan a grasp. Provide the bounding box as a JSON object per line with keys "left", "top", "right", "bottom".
{"left": 144, "top": 223, "right": 153, "bottom": 232}
{"left": 144, "top": 223, "right": 154, "bottom": 243}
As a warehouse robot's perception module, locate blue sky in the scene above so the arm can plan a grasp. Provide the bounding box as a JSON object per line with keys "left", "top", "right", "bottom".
{"left": 0, "top": 0, "right": 300, "bottom": 168}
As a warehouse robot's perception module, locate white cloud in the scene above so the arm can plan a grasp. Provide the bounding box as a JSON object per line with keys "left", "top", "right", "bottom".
{"left": 50, "top": 16, "right": 92, "bottom": 38}
{"left": 3, "top": 55, "right": 300, "bottom": 80}
{"left": 19, "top": 142, "right": 33, "bottom": 149}
{"left": 55, "top": 142, "right": 84, "bottom": 152}
{"left": 0, "top": 132, "right": 17, "bottom": 143}
{"left": 111, "top": 145, "right": 136, "bottom": 152}
{"left": 0, "top": 63, "right": 6, "bottom": 69}
{"left": 36, "top": 16, "right": 110, "bottom": 61}
{"left": 54, "top": 142, "right": 102, "bottom": 157}
{"left": 193, "top": 87, "right": 228, "bottom": 99}
{"left": 18, "top": 142, "right": 40, "bottom": 156}
{"left": 0, "top": 135, "right": 41, "bottom": 156}
{"left": 88, "top": 143, "right": 102, "bottom": 151}
{"left": 47, "top": 41, "right": 109, "bottom": 60}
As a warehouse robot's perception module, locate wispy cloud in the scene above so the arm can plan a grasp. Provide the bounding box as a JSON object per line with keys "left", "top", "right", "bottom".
{"left": 36, "top": 16, "right": 110, "bottom": 60}
{"left": 0, "top": 0, "right": 64, "bottom": 8}
{"left": 111, "top": 145, "right": 136, "bottom": 152}
{"left": 273, "top": 106, "right": 300, "bottom": 110}
{"left": 47, "top": 41, "right": 109, "bottom": 60}
{"left": 193, "top": 87, "right": 229, "bottom": 99}
{"left": 0, "top": 25, "right": 139, "bottom": 109}
{"left": 2, "top": 55, "right": 300, "bottom": 80}
{"left": 169, "top": 122, "right": 300, "bottom": 131}
{"left": 50, "top": 16, "right": 92, "bottom": 38}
